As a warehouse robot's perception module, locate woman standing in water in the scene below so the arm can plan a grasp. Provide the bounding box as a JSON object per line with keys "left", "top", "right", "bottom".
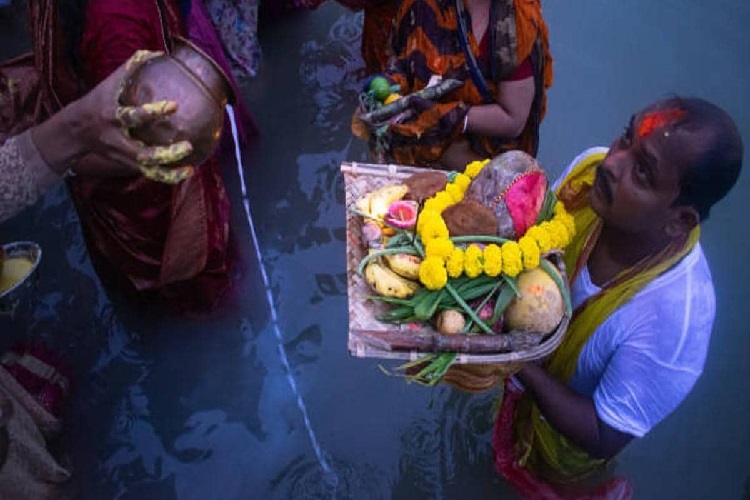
{"left": 38, "top": 0, "right": 255, "bottom": 313}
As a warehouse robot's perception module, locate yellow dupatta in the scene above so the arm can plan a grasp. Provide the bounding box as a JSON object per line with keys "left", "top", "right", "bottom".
{"left": 514, "top": 149, "right": 701, "bottom": 483}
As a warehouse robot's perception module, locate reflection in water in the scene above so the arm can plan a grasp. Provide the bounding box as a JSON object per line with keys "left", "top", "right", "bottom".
{"left": 299, "top": 11, "right": 366, "bottom": 136}
{"left": 102, "top": 385, "right": 268, "bottom": 499}
{"left": 397, "top": 388, "right": 498, "bottom": 498}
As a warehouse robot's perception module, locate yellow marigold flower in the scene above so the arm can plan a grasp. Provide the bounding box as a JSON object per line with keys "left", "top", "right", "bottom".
{"left": 501, "top": 241, "right": 523, "bottom": 277}
{"left": 446, "top": 247, "right": 465, "bottom": 278}
{"left": 539, "top": 221, "right": 559, "bottom": 249}
{"left": 553, "top": 201, "right": 567, "bottom": 216}
{"left": 464, "top": 159, "right": 489, "bottom": 179}
{"left": 419, "top": 256, "right": 448, "bottom": 290}
{"left": 445, "top": 182, "right": 465, "bottom": 203}
{"left": 417, "top": 209, "right": 440, "bottom": 234}
{"left": 425, "top": 238, "right": 454, "bottom": 260}
{"left": 483, "top": 244, "right": 503, "bottom": 277}
{"left": 525, "top": 226, "right": 552, "bottom": 254}
{"left": 453, "top": 173, "right": 472, "bottom": 190}
{"left": 423, "top": 198, "right": 447, "bottom": 214}
{"left": 549, "top": 220, "right": 571, "bottom": 248}
{"left": 558, "top": 212, "right": 576, "bottom": 239}
{"left": 420, "top": 217, "right": 449, "bottom": 242}
{"left": 518, "top": 236, "right": 540, "bottom": 270}
{"left": 434, "top": 191, "right": 455, "bottom": 208}
{"left": 464, "top": 244, "right": 484, "bottom": 278}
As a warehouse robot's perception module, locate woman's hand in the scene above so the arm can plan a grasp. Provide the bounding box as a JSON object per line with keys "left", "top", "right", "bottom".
{"left": 32, "top": 50, "right": 195, "bottom": 184}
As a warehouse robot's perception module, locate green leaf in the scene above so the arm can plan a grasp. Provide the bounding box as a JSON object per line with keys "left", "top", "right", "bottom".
{"left": 536, "top": 188, "right": 558, "bottom": 224}
{"left": 419, "top": 289, "right": 446, "bottom": 321}
{"left": 368, "top": 295, "right": 415, "bottom": 306}
{"left": 463, "top": 280, "right": 502, "bottom": 334}
{"left": 540, "top": 259, "right": 572, "bottom": 316}
{"left": 491, "top": 285, "right": 516, "bottom": 325}
{"left": 445, "top": 283, "right": 493, "bottom": 334}
{"left": 502, "top": 274, "right": 521, "bottom": 297}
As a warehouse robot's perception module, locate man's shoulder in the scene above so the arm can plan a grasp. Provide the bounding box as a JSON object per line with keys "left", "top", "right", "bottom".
{"left": 608, "top": 244, "right": 715, "bottom": 340}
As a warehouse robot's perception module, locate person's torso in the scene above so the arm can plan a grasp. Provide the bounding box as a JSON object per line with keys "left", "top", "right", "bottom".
{"left": 568, "top": 244, "right": 716, "bottom": 397}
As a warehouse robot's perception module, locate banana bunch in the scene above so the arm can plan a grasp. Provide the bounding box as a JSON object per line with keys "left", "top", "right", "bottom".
{"left": 356, "top": 183, "right": 408, "bottom": 221}
{"left": 364, "top": 258, "right": 420, "bottom": 299}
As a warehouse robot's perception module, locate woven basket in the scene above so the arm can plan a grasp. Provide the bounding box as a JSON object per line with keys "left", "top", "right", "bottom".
{"left": 342, "top": 161, "right": 570, "bottom": 365}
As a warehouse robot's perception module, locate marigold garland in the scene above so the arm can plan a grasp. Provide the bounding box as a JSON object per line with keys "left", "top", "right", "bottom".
{"left": 419, "top": 256, "right": 448, "bottom": 290}
{"left": 446, "top": 248, "right": 465, "bottom": 278}
{"left": 415, "top": 158, "right": 577, "bottom": 289}
{"left": 483, "top": 244, "right": 503, "bottom": 277}
{"left": 500, "top": 241, "right": 523, "bottom": 278}
{"left": 464, "top": 245, "right": 484, "bottom": 279}
{"left": 425, "top": 238, "right": 454, "bottom": 260}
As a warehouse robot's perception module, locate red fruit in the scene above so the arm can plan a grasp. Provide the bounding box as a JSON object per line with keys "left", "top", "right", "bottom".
{"left": 505, "top": 171, "right": 547, "bottom": 238}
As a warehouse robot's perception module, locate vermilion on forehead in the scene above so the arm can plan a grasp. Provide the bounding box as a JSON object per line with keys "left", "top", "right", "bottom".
{"left": 637, "top": 108, "right": 686, "bottom": 138}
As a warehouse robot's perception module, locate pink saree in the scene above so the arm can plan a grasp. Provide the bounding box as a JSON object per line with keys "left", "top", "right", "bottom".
{"left": 65, "top": 0, "right": 250, "bottom": 312}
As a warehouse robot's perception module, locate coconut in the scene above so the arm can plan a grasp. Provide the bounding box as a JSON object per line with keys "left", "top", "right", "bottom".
{"left": 504, "top": 264, "right": 564, "bottom": 334}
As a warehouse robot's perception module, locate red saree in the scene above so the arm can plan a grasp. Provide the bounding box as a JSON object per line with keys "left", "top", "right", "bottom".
{"left": 67, "top": 0, "right": 235, "bottom": 312}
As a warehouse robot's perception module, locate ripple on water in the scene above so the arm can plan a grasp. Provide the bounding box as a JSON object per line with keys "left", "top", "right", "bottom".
{"left": 270, "top": 455, "right": 390, "bottom": 500}
{"left": 397, "top": 388, "right": 499, "bottom": 494}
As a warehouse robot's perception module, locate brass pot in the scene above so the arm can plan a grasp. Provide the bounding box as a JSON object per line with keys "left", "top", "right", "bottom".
{"left": 120, "top": 37, "right": 233, "bottom": 168}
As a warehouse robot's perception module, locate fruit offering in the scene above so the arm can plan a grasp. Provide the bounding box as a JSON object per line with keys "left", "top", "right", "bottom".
{"left": 348, "top": 151, "right": 575, "bottom": 385}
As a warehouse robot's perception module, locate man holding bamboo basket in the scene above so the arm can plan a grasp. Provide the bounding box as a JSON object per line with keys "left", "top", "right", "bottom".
{"left": 444, "top": 97, "right": 744, "bottom": 499}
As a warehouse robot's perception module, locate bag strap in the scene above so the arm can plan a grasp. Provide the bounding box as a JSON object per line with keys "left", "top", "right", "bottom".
{"left": 454, "top": 0, "right": 493, "bottom": 104}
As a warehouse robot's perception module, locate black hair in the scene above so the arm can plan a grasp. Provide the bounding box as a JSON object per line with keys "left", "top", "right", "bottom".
{"left": 662, "top": 97, "right": 744, "bottom": 221}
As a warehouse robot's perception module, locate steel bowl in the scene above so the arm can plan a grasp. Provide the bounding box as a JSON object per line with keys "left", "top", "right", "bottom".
{"left": 0, "top": 241, "right": 42, "bottom": 317}
{"left": 119, "top": 37, "right": 233, "bottom": 168}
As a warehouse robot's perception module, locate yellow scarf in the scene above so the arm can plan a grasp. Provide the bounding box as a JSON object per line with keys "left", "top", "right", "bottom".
{"left": 514, "top": 149, "right": 701, "bottom": 482}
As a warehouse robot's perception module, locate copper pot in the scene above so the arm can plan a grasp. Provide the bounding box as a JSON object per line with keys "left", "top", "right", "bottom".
{"left": 120, "top": 37, "right": 233, "bottom": 168}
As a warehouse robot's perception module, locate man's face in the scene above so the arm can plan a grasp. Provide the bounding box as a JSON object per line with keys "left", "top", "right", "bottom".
{"left": 590, "top": 106, "right": 697, "bottom": 238}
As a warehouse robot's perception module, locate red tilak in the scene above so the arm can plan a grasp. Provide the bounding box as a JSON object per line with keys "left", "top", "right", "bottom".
{"left": 638, "top": 108, "right": 686, "bottom": 137}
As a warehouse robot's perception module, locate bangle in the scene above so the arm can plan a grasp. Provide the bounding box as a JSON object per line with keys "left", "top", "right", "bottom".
{"left": 461, "top": 114, "right": 469, "bottom": 134}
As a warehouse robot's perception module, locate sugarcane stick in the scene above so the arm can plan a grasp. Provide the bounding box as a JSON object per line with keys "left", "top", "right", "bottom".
{"left": 354, "top": 329, "right": 545, "bottom": 353}
{"left": 358, "top": 79, "right": 464, "bottom": 126}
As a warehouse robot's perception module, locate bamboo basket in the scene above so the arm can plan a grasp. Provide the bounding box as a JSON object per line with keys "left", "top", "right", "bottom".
{"left": 342, "top": 161, "right": 571, "bottom": 365}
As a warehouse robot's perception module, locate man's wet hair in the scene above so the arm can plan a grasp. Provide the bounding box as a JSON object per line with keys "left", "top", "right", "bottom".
{"left": 664, "top": 97, "right": 744, "bottom": 221}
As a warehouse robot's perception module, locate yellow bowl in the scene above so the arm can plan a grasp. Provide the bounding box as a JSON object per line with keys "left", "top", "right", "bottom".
{"left": 0, "top": 241, "right": 41, "bottom": 316}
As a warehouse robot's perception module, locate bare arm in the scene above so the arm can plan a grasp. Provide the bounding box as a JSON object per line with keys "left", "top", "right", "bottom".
{"left": 0, "top": 51, "right": 195, "bottom": 224}
{"left": 516, "top": 363, "right": 634, "bottom": 459}
{"left": 464, "top": 76, "right": 534, "bottom": 139}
